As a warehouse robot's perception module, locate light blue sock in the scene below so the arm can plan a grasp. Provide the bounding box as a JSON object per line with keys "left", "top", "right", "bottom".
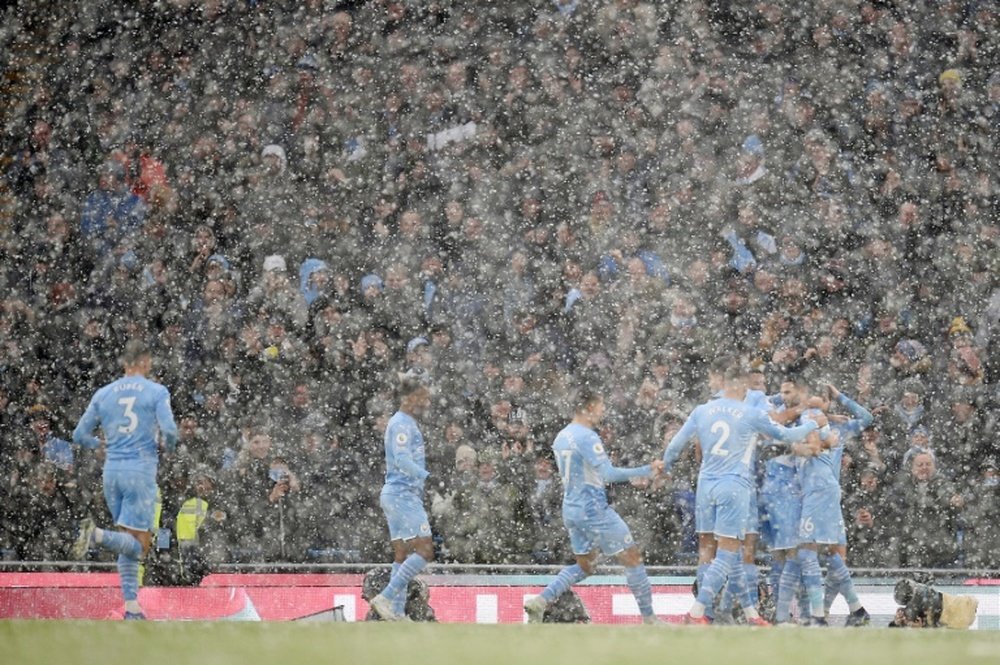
{"left": 540, "top": 564, "right": 588, "bottom": 604}
{"left": 744, "top": 563, "right": 760, "bottom": 608}
{"left": 696, "top": 549, "right": 739, "bottom": 608}
{"left": 118, "top": 553, "right": 140, "bottom": 602}
{"left": 100, "top": 530, "right": 143, "bottom": 559}
{"left": 769, "top": 558, "right": 784, "bottom": 595}
{"left": 797, "top": 583, "right": 810, "bottom": 619}
{"left": 383, "top": 553, "right": 427, "bottom": 602}
{"left": 696, "top": 563, "right": 714, "bottom": 619}
{"left": 776, "top": 559, "right": 801, "bottom": 623}
{"left": 723, "top": 561, "right": 750, "bottom": 612}
{"left": 391, "top": 562, "right": 405, "bottom": 615}
{"left": 824, "top": 567, "right": 839, "bottom": 612}
{"left": 625, "top": 565, "right": 654, "bottom": 618}
{"left": 827, "top": 553, "right": 862, "bottom": 612}
{"left": 718, "top": 579, "right": 734, "bottom": 611}
{"left": 797, "top": 549, "right": 824, "bottom": 618}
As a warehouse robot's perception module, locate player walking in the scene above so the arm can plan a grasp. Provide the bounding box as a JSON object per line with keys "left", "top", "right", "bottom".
{"left": 71, "top": 340, "right": 178, "bottom": 620}
{"left": 523, "top": 386, "right": 664, "bottom": 624}
{"left": 369, "top": 368, "right": 435, "bottom": 621}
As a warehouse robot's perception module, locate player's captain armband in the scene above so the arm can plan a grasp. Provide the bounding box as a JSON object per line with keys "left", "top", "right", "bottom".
{"left": 395, "top": 432, "right": 409, "bottom": 447}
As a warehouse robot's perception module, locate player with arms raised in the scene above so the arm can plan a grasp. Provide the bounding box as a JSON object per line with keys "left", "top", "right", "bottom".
{"left": 71, "top": 339, "right": 178, "bottom": 620}
{"left": 523, "top": 386, "right": 664, "bottom": 624}
{"left": 369, "top": 368, "right": 434, "bottom": 621}
{"left": 662, "top": 362, "right": 823, "bottom": 625}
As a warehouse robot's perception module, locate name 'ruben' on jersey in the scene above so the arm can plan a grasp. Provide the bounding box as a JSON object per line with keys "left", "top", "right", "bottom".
{"left": 383, "top": 410, "right": 428, "bottom": 494}
{"left": 663, "top": 397, "right": 818, "bottom": 485}
{"left": 553, "top": 423, "right": 649, "bottom": 512}
{"left": 72, "top": 375, "right": 177, "bottom": 471}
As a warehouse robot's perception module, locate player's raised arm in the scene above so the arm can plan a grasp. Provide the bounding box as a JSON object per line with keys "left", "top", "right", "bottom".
{"left": 751, "top": 408, "right": 818, "bottom": 443}
{"left": 72, "top": 394, "right": 102, "bottom": 449}
{"left": 661, "top": 409, "right": 699, "bottom": 472}
{"left": 829, "top": 384, "right": 874, "bottom": 434}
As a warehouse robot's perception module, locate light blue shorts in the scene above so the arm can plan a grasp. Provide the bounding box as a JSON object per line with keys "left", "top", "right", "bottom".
{"left": 761, "top": 489, "right": 802, "bottom": 551}
{"left": 563, "top": 505, "right": 635, "bottom": 556}
{"left": 798, "top": 489, "right": 846, "bottom": 545}
{"left": 380, "top": 489, "right": 431, "bottom": 541}
{"left": 695, "top": 477, "right": 750, "bottom": 540}
{"left": 103, "top": 467, "right": 158, "bottom": 531}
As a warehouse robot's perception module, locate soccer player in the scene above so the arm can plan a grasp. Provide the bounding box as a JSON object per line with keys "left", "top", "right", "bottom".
{"left": 71, "top": 340, "right": 178, "bottom": 620}
{"left": 369, "top": 368, "right": 435, "bottom": 621}
{"left": 715, "top": 363, "right": 774, "bottom": 622}
{"left": 761, "top": 377, "right": 817, "bottom": 623}
{"left": 810, "top": 382, "right": 873, "bottom": 626}
{"left": 662, "top": 363, "right": 823, "bottom": 625}
{"left": 523, "top": 386, "right": 664, "bottom": 625}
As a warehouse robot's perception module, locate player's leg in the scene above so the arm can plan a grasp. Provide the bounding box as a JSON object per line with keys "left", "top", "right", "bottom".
{"left": 772, "top": 493, "right": 804, "bottom": 624}
{"left": 373, "top": 492, "right": 433, "bottom": 620}
{"left": 719, "top": 495, "right": 761, "bottom": 621}
{"left": 101, "top": 470, "right": 156, "bottom": 619}
{"left": 774, "top": 547, "right": 801, "bottom": 624}
{"left": 742, "top": 533, "right": 761, "bottom": 610}
{"left": 796, "top": 542, "right": 826, "bottom": 623}
{"left": 826, "top": 544, "right": 869, "bottom": 625}
{"left": 688, "top": 481, "right": 758, "bottom": 623}
{"left": 694, "top": 482, "right": 717, "bottom": 619}
{"left": 524, "top": 535, "right": 596, "bottom": 624}
{"left": 609, "top": 513, "right": 656, "bottom": 623}
{"left": 388, "top": 538, "right": 408, "bottom": 616}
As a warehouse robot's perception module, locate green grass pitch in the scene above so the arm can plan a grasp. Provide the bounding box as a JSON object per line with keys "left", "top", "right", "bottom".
{"left": 4, "top": 621, "right": 1000, "bottom": 665}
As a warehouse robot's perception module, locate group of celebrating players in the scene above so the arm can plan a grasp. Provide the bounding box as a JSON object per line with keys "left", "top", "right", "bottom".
{"left": 71, "top": 340, "right": 870, "bottom": 625}
{"left": 372, "top": 357, "right": 873, "bottom": 627}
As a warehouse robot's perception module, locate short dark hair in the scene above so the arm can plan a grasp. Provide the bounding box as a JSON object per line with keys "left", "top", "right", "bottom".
{"left": 572, "top": 385, "right": 603, "bottom": 412}
{"left": 120, "top": 339, "right": 151, "bottom": 366}
{"left": 397, "top": 367, "right": 431, "bottom": 397}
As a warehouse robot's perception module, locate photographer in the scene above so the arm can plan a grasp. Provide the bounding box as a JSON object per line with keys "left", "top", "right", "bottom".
{"left": 889, "top": 578, "right": 978, "bottom": 629}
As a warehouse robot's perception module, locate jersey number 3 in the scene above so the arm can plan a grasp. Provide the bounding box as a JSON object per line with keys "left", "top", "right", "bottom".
{"left": 118, "top": 397, "right": 139, "bottom": 434}
{"left": 709, "top": 421, "right": 754, "bottom": 466}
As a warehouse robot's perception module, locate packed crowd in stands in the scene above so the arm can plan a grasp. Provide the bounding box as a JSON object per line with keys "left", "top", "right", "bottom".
{"left": 1, "top": 0, "right": 1000, "bottom": 571}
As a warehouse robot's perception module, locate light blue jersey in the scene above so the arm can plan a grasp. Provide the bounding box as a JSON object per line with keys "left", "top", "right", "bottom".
{"left": 73, "top": 375, "right": 178, "bottom": 472}
{"left": 553, "top": 422, "right": 651, "bottom": 555}
{"left": 795, "top": 409, "right": 837, "bottom": 493}
{"left": 663, "top": 397, "right": 817, "bottom": 483}
{"left": 380, "top": 410, "right": 431, "bottom": 541}
{"left": 666, "top": 395, "right": 817, "bottom": 539}
{"left": 553, "top": 422, "right": 651, "bottom": 512}
{"left": 382, "top": 411, "right": 429, "bottom": 495}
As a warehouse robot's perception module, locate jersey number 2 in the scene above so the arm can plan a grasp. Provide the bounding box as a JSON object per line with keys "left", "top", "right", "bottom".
{"left": 118, "top": 397, "right": 139, "bottom": 434}
{"left": 709, "top": 421, "right": 754, "bottom": 466}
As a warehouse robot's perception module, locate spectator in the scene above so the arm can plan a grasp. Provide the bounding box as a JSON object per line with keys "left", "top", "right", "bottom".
{"left": 888, "top": 452, "right": 964, "bottom": 569}
{"left": 963, "top": 460, "right": 1000, "bottom": 569}
{"left": 843, "top": 467, "right": 892, "bottom": 568}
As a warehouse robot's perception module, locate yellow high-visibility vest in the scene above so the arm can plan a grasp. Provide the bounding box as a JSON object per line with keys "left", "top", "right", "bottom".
{"left": 176, "top": 498, "right": 209, "bottom": 544}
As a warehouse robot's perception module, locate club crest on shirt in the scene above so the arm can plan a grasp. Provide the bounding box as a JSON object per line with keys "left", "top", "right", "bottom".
{"left": 396, "top": 432, "right": 408, "bottom": 446}
{"left": 593, "top": 443, "right": 605, "bottom": 455}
